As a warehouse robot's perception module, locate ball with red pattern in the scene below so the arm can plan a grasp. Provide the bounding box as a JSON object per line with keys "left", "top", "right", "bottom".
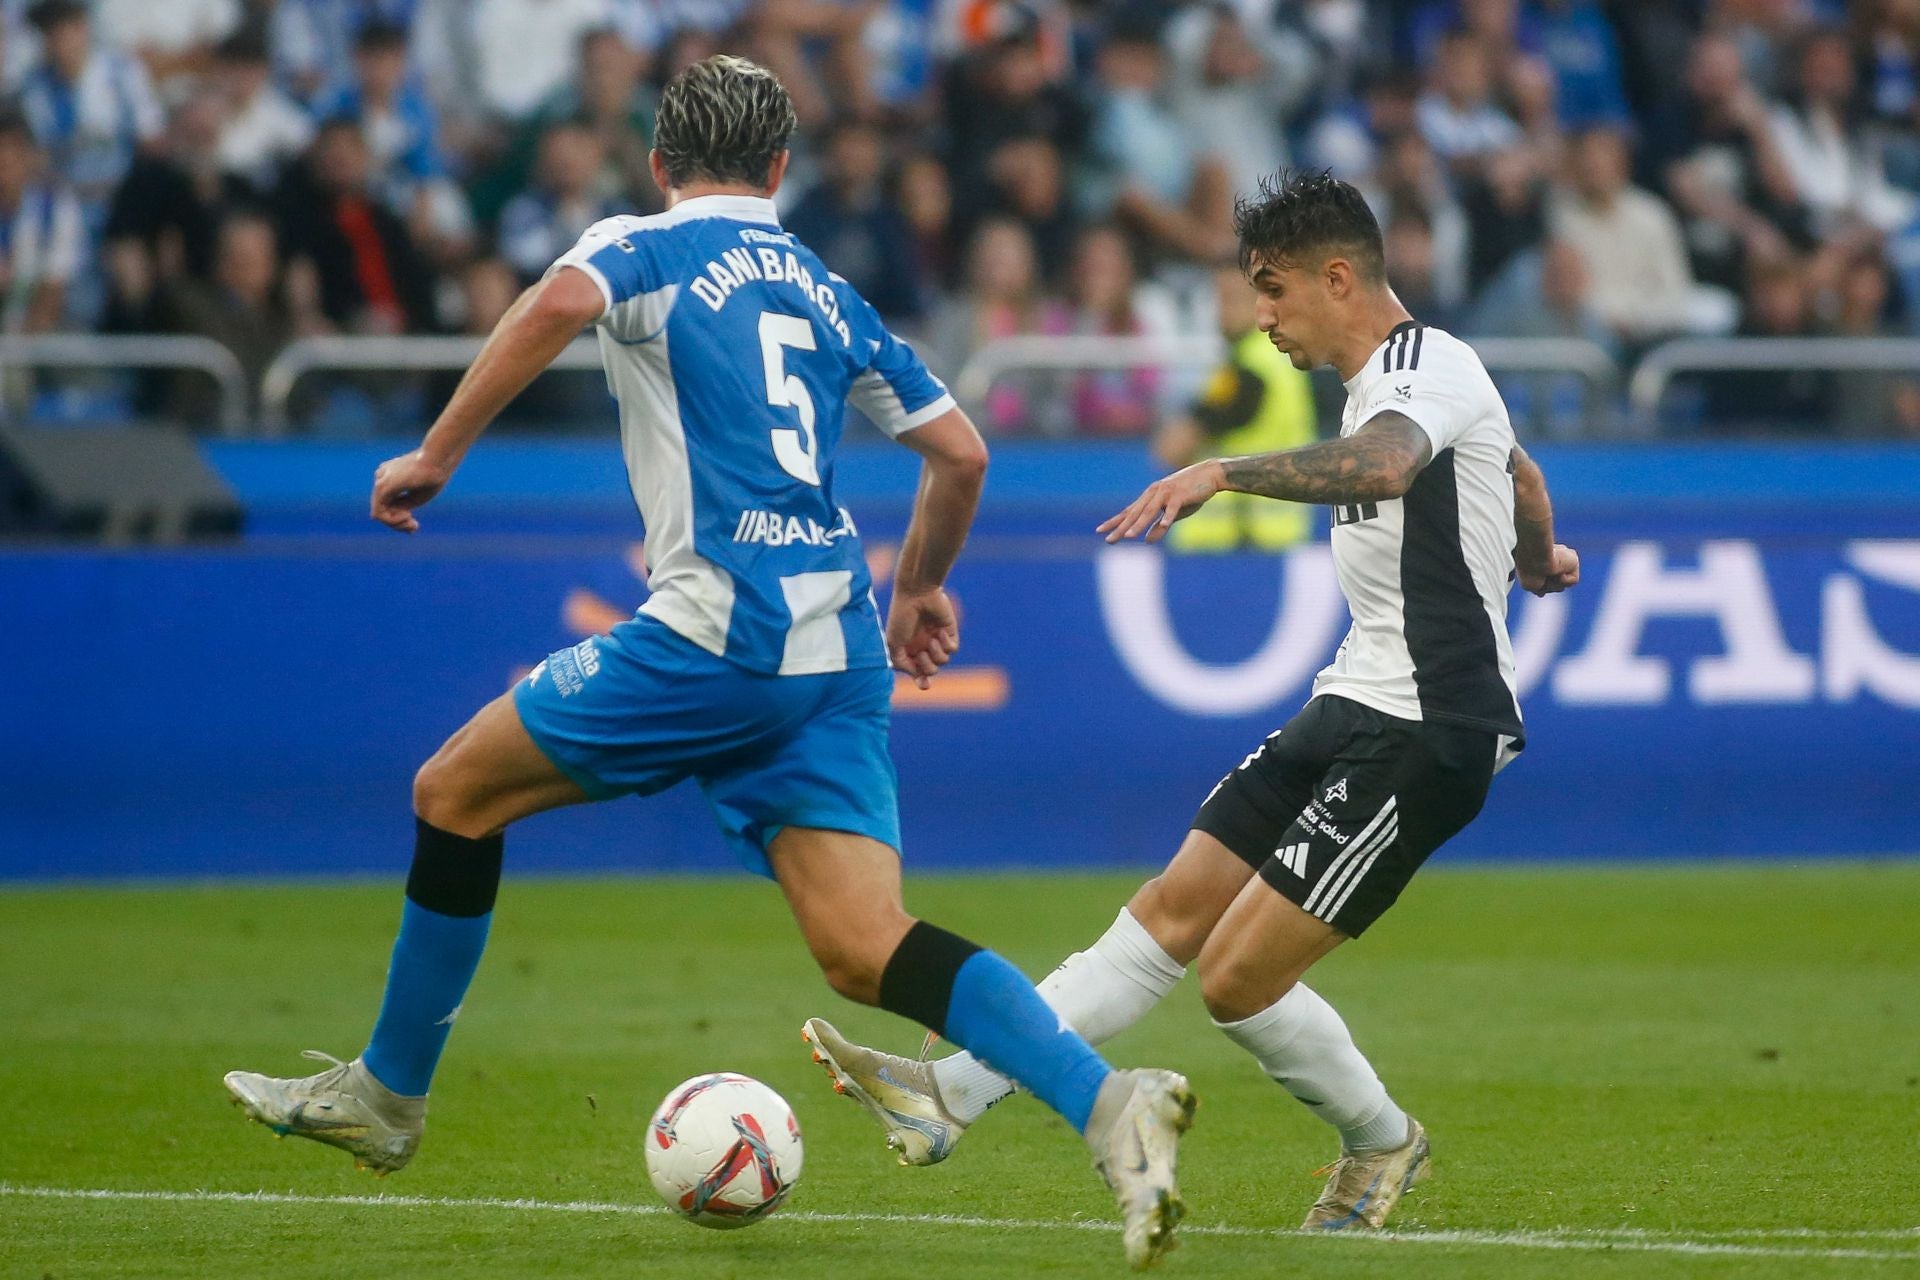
{"left": 644, "top": 1072, "right": 805, "bottom": 1229}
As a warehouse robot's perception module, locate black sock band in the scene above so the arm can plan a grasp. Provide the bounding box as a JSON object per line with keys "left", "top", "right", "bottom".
{"left": 877, "top": 921, "right": 983, "bottom": 1037}
{"left": 405, "top": 817, "right": 504, "bottom": 917}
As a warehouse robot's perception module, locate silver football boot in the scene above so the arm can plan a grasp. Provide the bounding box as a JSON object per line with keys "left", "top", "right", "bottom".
{"left": 1088, "top": 1068, "right": 1198, "bottom": 1270}
{"left": 801, "top": 1018, "right": 967, "bottom": 1165}
{"left": 1301, "top": 1117, "right": 1431, "bottom": 1231}
{"left": 223, "top": 1050, "right": 425, "bottom": 1175}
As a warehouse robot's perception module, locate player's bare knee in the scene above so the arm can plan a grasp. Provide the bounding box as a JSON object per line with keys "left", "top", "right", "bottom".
{"left": 1196, "top": 942, "right": 1295, "bottom": 1024}
{"left": 1127, "top": 876, "right": 1214, "bottom": 966}
{"left": 412, "top": 751, "right": 488, "bottom": 837}
{"left": 813, "top": 945, "right": 886, "bottom": 1005}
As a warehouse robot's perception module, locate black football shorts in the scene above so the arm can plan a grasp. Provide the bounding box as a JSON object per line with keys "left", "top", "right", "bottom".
{"left": 1193, "top": 694, "right": 1507, "bottom": 937}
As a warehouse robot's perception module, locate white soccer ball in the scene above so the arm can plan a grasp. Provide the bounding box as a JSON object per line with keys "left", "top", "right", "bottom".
{"left": 645, "top": 1072, "right": 804, "bottom": 1229}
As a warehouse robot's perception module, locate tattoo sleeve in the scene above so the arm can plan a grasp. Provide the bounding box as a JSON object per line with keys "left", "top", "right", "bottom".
{"left": 1218, "top": 411, "right": 1434, "bottom": 505}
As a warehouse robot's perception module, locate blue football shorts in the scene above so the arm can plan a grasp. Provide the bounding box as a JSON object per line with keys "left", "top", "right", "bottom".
{"left": 513, "top": 614, "right": 900, "bottom": 876}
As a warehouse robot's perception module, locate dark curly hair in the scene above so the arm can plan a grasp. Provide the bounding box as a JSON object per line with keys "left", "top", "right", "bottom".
{"left": 653, "top": 55, "right": 797, "bottom": 189}
{"left": 1233, "top": 171, "right": 1386, "bottom": 282}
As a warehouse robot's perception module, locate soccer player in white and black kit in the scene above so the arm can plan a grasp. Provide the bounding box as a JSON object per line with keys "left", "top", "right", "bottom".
{"left": 804, "top": 172, "right": 1580, "bottom": 1233}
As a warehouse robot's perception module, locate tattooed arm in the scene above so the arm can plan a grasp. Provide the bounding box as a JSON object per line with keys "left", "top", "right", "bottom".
{"left": 1099, "top": 412, "right": 1433, "bottom": 543}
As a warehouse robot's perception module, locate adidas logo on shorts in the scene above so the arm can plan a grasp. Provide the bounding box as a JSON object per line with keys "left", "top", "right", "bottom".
{"left": 1274, "top": 841, "right": 1311, "bottom": 878}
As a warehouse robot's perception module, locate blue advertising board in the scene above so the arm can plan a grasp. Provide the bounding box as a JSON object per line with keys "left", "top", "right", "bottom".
{"left": 4, "top": 526, "right": 1917, "bottom": 879}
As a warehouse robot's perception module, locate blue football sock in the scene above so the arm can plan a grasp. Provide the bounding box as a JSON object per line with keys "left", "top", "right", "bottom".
{"left": 360, "top": 899, "right": 490, "bottom": 1096}
{"left": 944, "top": 950, "right": 1113, "bottom": 1132}
{"left": 877, "top": 922, "right": 1112, "bottom": 1134}
{"left": 360, "top": 819, "right": 504, "bottom": 1097}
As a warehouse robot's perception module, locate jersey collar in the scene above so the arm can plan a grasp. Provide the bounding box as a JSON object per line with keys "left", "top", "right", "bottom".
{"left": 1346, "top": 320, "right": 1422, "bottom": 393}
{"left": 665, "top": 193, "right": 782, "bottom": 227}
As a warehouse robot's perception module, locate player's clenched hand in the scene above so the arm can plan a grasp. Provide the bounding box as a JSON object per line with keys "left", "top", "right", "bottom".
{"left": 371, "top": 451, "right": 453, "bottom": 533}
{"left": 887, "top": 587, "right": 958, "bottom": 690}
{"left": 1518, "top": 543, "right": 1580, "bottom": 596}
{"left": 1097, "top": 460, "right": 1225, "bottom": 543}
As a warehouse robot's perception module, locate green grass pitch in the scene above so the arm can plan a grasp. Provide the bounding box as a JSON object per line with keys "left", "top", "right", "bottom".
{"left": 4, "top": 863, "right": 1918, "bottom": 1278}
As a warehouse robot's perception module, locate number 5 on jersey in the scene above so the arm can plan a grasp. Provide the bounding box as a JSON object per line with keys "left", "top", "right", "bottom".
{"left": 760, "top": 311, "right": 820, "bottom": 486}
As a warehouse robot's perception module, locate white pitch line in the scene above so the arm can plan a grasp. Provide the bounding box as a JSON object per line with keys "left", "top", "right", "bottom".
{"left": 2, "top": 1185, "right": 1916, "bottom": 1264}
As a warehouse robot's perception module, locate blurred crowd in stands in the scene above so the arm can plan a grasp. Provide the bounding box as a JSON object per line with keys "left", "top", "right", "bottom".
{"left": 0, "top": 0, "right": 1915, "bottom": 437}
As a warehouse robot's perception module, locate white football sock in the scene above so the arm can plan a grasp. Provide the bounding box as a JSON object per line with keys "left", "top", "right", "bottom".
{"left": 1214, "top": 983, "right": 1410, "bottom": 1153}
{"left": 932, "top": 908, "right": 1185, "bottom": 1124}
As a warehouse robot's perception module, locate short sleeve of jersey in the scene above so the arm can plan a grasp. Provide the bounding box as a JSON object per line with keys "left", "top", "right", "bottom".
{"left": 549, "top": 216, "right": 674, "bottom": 320}
{"left": 1352, "top": 327, "right": 1476, "bottom": 454}
{"left": 841, "top": 286, "right": 956, "bottom": 438}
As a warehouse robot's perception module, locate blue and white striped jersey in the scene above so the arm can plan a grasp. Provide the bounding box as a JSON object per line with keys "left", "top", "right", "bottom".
{"left": 552, "top": 194, "right": 955, "bottom": 677}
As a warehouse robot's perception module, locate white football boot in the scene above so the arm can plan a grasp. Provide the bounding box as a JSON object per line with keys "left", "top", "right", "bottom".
{"left": 223, "top": 1050, "right": 425, "bottom": 1176}
{"left": 1300, "top": 1117, "right": 1430, "bottom": 1231}
{"left": 801, "top": 1018, "right": 966, "bottom": 1165}
{"left": 1089, "top": 1068, "right": 1198, "bottom": 1270}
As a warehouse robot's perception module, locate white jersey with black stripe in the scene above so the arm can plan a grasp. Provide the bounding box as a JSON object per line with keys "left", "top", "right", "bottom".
{"left": 1311, "top": 322, "right": 1525, "bottom": 744}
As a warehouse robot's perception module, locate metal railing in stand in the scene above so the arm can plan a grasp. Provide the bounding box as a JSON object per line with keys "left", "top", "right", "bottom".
{"left": 953, "top": 335, "right": 1224, "bottom": 406}
{"left": 954, "top": 334, "right": 1622, "bottom": 436}
{"left": 0, "top": 334, "right": 251, "bottom": 435}
{"left": 258, "top": 335, "right": 607, "bottom": 436}
{"left": 1628, "top": 337, "right": 1920, "bottom": 426}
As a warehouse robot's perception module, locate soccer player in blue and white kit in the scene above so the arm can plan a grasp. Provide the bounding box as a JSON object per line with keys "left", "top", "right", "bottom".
{"left": 222, "top": 57, "right": 1192, "bottom": 1268}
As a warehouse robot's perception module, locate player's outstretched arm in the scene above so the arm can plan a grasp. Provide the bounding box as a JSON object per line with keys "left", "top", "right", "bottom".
{"left": 1100, "top": 412, "right": 1432, "bottom": 543}
{"left": 1512, "top": 444, "right": 1580, "bottom": 595}
{"left": 888, "top": 407, "right": 990, "bottom": 689}
{"left": 370, "top": 267, "right": 603, "bottom": 533}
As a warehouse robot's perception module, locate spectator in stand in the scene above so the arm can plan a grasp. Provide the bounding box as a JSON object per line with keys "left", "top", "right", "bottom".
{"left": 310, "top": 19, "right": 473, "bottom": 267}
{"left": 1465, "top": 238, "right": 1616, "bottom": 436}
{"left": 750, "top": 0, "right": 881, "bottom": 126}
{"left": 1713, "top": 0, "right": 1813, "bottom": 97}
{"left": 1703, "top": 251, "right": 1833, "bottom": 430}
{"left": 1163, "top": 1, "right": 1316, "bottom": 201}
{"left": 941, "top": 11, "right": 1087, "bottom": 231}
{"left": 545, "top": 26, "right": 656, "bottom": 208}
{"left": 1305, "top": 64, "right": 1422, "bottom": 181}
{"left": 894, "top": 150, "right": 953, "bottom": 298}
{"left": 214, "top": 26, "right": 315, "bottom": 192}
{"left": 153, "top": 211, "right": 297, "bottom": 420}
{"left": 1382, "top": 205, "right": 1457, "bottom": 329}
{"left": 1415, "top": 29, "right": 1523, "bottom": 172}
{"left": 1532, "top": 0, "right": 1630, "bottom": 129}
{"left": 784, "top": 117, "right": 926, "bottom": 323}
{"left": 18, "top": 0, "right": 162, "bottom": 228}
{"left": 1769, "top": 25, "right": 1917, "bottom": 235}
{"left": 472, "top": 26, "right": 658, "bottom": 228}
{"left": 977, "top": 134, "right": 1077, "bottom": 283}
{"left": 95, "top": 0, "right": 241, "bottom": 90}
{"left": 1084, "top": 12, "right": 1233, "bottom": 265}
{"left": 1062, "top": 223, "right": 1177, "bottom": 437}
{"left": 1662, "top": 31, "right": 1812, "bottom": 296}
{"left": 1549, "top": 124, "right": 1698, "bottom": 340}
{"left": 0, "top": 111, "right": 82, "bottom": 333}
{"left": 311, "top": 22, "right": 442, "bottom": 198}
{"left": 1469, "top": 237, "right": 1614, "bottom": 345}
{"left": 1367, "top": 130, "right": 1469, "bottom": 313}
{"left": 463, "top": 0, "right": 621, "bottom": 122}
{"left": 103, "top": 92, "right": 260, "bottom": 335}
{"left": 1824, "top": 247, "right": 1920, "bottom": 434}
{"left": 267, "top": 0, "right": 422, "bottom": 103}
{"left": 930, "top": 215, "right": 1070, "bottom": 435}
{"left": 273, "top": 117, "right": 434, "bottom": 333}
{"left": 859, "top": 0, "right": 938, "bottom": 120}
{"left": 496, "top": 118, "right": 619, "bottom": 285}
{"left": 1459, "top": 142, "right": 1548, "bottom": 294}
{"left": 1860, "top": 0, "right": 1920, "bottom": 192}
